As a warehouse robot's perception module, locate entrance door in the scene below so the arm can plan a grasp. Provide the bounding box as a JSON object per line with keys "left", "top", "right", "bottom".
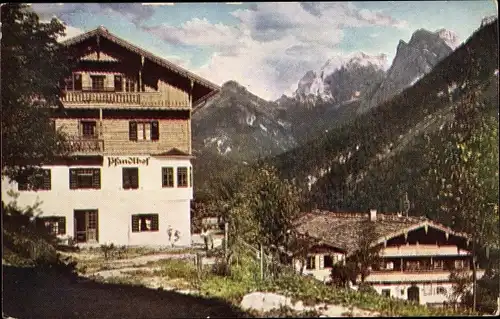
{"left": 407, "top": 285, "right": 420, "bottom": 303}
{"left": 74, "top": 210, "right": 99, "bottom": 243}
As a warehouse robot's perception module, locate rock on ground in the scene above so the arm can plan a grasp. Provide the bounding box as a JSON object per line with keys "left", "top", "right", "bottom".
{"left": 240, "top": 292, "right": 380, "bottom": 317}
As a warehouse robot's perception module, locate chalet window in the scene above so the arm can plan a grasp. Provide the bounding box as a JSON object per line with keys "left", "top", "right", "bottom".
{"left": 162, "top": 167, "right": 174, "bottom": 188}
{"left": 69, "top": 168, "right": 101, "bottom": 189}
{"left": 131, "top": 214, "right": 159, "bottom": 232}
{"left": 129, "top": 121, "right": 159, "bottom": 141}
{"left": 381, "top": 289, "right": 391, "bottom": 298}
{"left": 81, "top": 121, "right": 97, "bottom": 138}
{"left": 177, "top": 167, "right": 188, "bottom": 187}
{"left": 125, "top": 78, "right": 136, "bottom": 92}
{"left": 385, "top": 261, "right": 394, "bottom": 270}
{"left": 18, "top": 169, "right": 51, "bottom": 191}
{"left": 39, "top": 216, "right": 66, "bottom": 235}
{"left": 433, "top": 260, "right": 444, "bottom": 270}
{"left": 436, "top": 286, "right": 447, "bottom": 295}
{"left": 306, "top": 256, "right": 316, "bottom": 270}
{"left": 91, "top": 75, "right": 105, "bottom": 91}
{"left": 63, "top": 73, "right": 82, "bottom": 91}
{"left": 324, "top": 255, "right": 334, "bottom": 268}
{"left": 114, "top": 75, "right": 123, "bottom": 92}
{"left": 454, "top": 259, "right": 467, "bottom": 270}
{"left": 74, "top": 73, "right": 82, "bottom": 90}
{"left": 122, "top": 167, "right": 139, "bottom": 189}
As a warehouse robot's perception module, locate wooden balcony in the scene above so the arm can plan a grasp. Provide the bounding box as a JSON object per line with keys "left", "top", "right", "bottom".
{"left": 65, "top": 136, "right": 104, "bottom": 154}
{"left": 60, "top": 90, "right": 189, "bottom": 109}
{"left": 365, "top": 269, "right": 485, "bottom": 283}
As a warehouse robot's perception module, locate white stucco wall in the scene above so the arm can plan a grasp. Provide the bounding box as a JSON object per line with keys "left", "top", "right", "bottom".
{"left": 1, "top": 156, "right": 193, "bottom": 247}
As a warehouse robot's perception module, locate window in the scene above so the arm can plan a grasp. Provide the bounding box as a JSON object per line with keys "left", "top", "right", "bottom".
{"left": 381, "top": 289, "right": 391, "bottom": 298}
{"left": 162, "top": 167, "right": 174, "bottom": 188}
{"left": 131, "top": 214, "right": 159, "bottom": 232}
{"left": 385, "top": 261, "right": 394, "bottom": 270}
{"left": 69, "top": 168, "right": 101, "bottom": 189}
{"left": 129, "top": 121, "right": 159, "bottom": 141}
{"left": 125, "top": 78, "right": 136, "bottom": 92}
{"left": 324, "top": 255, "right": 334, "bottom": 268}
{"left": 306, "top": 256, "right": 316, "bottom": 270}
{"left": 122, "top": 167, "right": 139, "bottom": 189}
{"left": 39, "top": 217, "right": 66, "bottom": 235}
{"left": 18, "top": 169, "right": 51, "bottom": 191}
{"left": 189, "top": 167, "right": 193, "bottom": 188}
{"left": 436, "top": 286, "right": 447, "bottom": 295}
{"left": 63, "top": 73, "right": 82, "bottom": 91}
{"left": 454, "top": 259, "right": 468, "bottom": 270}
{"left": 91, "top": 75, "right": 105, "bottom": 91}
{"left": 177, "top": 167, "right": 188, "bottom": 187}
{"left": 114, "top": 75, "right": 123, "bottom": 92}
{"left": 433, "top": 260, "right": 444, "bottom": 270}
{"left": 81, "top": 121, "right": 97, "bottom": 138}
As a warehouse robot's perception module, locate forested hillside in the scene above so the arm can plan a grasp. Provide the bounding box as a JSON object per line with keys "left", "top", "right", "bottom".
{"left": 272, "top": 20, "right": 498, "bottom": 220}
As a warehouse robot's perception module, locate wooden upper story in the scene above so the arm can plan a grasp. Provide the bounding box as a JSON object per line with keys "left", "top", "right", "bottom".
{"left": 53, "top": 26, "right": 219, "bottom": 156}
{"left": 59, "top": 26, "right": 219, "bottom": 112}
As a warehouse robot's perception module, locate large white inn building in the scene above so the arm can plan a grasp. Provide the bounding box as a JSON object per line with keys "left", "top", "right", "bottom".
{"left": 1, "top": 26, "right": 219, "bottom": 247}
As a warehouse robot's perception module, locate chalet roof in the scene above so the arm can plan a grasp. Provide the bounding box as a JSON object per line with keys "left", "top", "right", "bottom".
{"left": 293, "top": 210, "right": 471, "bottom": 255}
{"left": 151, "top": 148, "right": 193, "bottom": 158}
{"left": 61, "top": 26, "right": 220, "bottom": 107}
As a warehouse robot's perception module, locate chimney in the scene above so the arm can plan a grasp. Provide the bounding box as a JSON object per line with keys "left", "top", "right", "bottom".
{"left": 369, "top": 209, "right": 377, "bottom": 222}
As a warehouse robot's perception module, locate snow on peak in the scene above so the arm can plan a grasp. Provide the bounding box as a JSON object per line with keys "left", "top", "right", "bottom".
{"left": 320, "top": 52, "right": 388, "bottom": 76}
{"left": 481, "top": 15, "right": 497, "bottom": 27}
{"left": 435, "top": 29, "right": 461, "bottom": 50}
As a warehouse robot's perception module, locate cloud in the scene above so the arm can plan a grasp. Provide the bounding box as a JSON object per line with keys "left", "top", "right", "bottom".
{"left": 144, "top": 2, "right": 407, "bottom": 100}
{"left": 31, "top": 3, "right": 154, "bottom": 27}
{"left": 141, "top": 3, "right": 175, "bottom": 6}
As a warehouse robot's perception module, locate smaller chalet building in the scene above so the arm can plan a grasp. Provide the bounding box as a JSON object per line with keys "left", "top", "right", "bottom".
{"left": 292, "top": 209, "right": 484, "bottom": 306}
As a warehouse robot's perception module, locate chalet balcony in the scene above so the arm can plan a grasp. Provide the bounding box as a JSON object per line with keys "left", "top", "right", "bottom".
{"left": 365, "top": 269, "right": 485, "bottom": 283}
{"left": 60, "top": 89, "right": 190, "bottom": 108}
{"left": 65, "top": 136, "right": 104, "bottom": 154}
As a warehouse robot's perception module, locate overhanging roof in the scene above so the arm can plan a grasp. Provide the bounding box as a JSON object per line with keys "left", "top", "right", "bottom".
{"left": 61, "top": 26, "right": 220, "bottom": 107}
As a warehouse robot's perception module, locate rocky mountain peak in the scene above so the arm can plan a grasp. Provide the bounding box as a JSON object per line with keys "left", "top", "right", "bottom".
{"left": 435, "top": 29, "right": 461, "bottom": 50}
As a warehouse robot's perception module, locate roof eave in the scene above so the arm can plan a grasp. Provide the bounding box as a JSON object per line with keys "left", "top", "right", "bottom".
{"left": 61, "top": 27, "right": 220, "bottom": 93}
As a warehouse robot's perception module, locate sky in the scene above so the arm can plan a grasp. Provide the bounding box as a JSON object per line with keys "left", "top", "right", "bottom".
{"left": 30, "top": 1, "right": 498, "bottom": 101}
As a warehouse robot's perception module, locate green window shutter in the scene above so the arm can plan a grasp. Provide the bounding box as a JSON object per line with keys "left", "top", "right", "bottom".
{"left": 129, "top": 121, "right": 137, "bottom": 141}
{"left": 131, "top": 215, "right": 139, "bottom": 232}
{"left": 43, "top": 169, "right": 51, "bottom": 190}
{"left": 69, "top": 169, "right": 78, "bottom": 189}
{"left": 92, "top": 169, "right": 101, "bottom": 189}
{"left": 152, "top": 214, "right": 159, "bottom": 231}
{"left": 58, "top": 217, "right": 66, "bottom": 235}
{"left": 151, "top": 121, "right": 159, "bottom": 140}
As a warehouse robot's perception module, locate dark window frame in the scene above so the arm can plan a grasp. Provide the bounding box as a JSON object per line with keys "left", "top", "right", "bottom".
{"left": 306, "top": 256, "right": 316, "bottom": 270}
{"left": 18, "top": 169, "right": 51, "bottom": 191}
{"left": 129, "top": 120, "right": 159, "bottom": 141}
{"left": 114, "top": 75, "right": 123, "bottom": 92}
{"left": 125, "top": 77, "right": 136, "bottom": 92}
{"left": 381, "top": 289, "right": 391, "bottom": 298}
{"left": 324, "top": 255, "right": 334, "bottom": 268}
{"left": 131, "top": 214, "right": 159, "bottom": 232}
{"left": 122, "top": 167, "right": 139, "bottom": 190}
{"left": 39, "top": 216, "right": 66, "bottom": 235}
{"left": 177, "top": 167, "right": 188, "bottom": 188}
{"left": 69, "top": 168, "right": 101, "bottom": 189}
{"left": 162, "top": 167, "right": 174, "bottom": 188}
{"left": 91, "top": 75, "right": 105, "bottom": 92}
{"left": 81, "top": 120, "right": 97, "bottom": 138}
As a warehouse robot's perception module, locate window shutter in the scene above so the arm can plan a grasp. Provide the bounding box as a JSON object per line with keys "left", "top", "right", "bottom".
{"left": 319, "top": 255, "right": 325, "bottom": 270}
{"left": 122, "top": 168, "right": 130, "bottom": 189}
{"left": 131, "top": 215, "right": 139, "bottom": 232}
{"left": 92, "top": 169, "right": 101, "bottom": 189}
{"left": 129, "top": 121, "right": 137, "bottom": 141}
{"left": 152, "top": 214, "right": 159, "bottom": 231}
{"left": 74, "top": 74, "right": 82, "bottom": 90}
{"left": 58, "top": 217, "right": 66, "bottom": 235}
{"left": 69, "top": 169, "right": 78, "bottom": 189}
{"left": 114, "top": 75, "right": 122, "bottom": 92}
{"left": 131, "top": 168, "right": 139, "bottom": 189}
{"left": 151, "top": 121, "right": 159, "bottom": 140}
{"left": 43, "top": 170, "right": 51, "bottom": 190}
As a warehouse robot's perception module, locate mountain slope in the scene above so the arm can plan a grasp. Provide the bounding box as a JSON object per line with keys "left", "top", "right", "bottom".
{"left": 192, "top": 81, "right": 297, "bottom": 161}
{"left": 272, "top": 19, "right": 499, "bottom": 213}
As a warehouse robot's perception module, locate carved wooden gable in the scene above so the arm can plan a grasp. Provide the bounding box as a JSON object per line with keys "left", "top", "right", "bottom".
{"left": 80, "top": 51, "right": 120, "bottom": 62}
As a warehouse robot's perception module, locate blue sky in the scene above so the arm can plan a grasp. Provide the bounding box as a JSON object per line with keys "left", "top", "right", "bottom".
{"left": 31, "top": 2, "right": 498, "bottom": 100}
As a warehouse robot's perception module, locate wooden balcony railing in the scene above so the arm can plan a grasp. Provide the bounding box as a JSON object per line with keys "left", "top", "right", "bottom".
{"left": 65, "top": 136, "right": 104, "bottom": 154}
{"left": 60, "top": 90, "right": 190, "bottom": 108}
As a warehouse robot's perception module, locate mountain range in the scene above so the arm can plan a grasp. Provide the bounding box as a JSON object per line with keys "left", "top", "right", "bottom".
{"left": 192, "top": 26, "right": 464, "bottom": 161}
